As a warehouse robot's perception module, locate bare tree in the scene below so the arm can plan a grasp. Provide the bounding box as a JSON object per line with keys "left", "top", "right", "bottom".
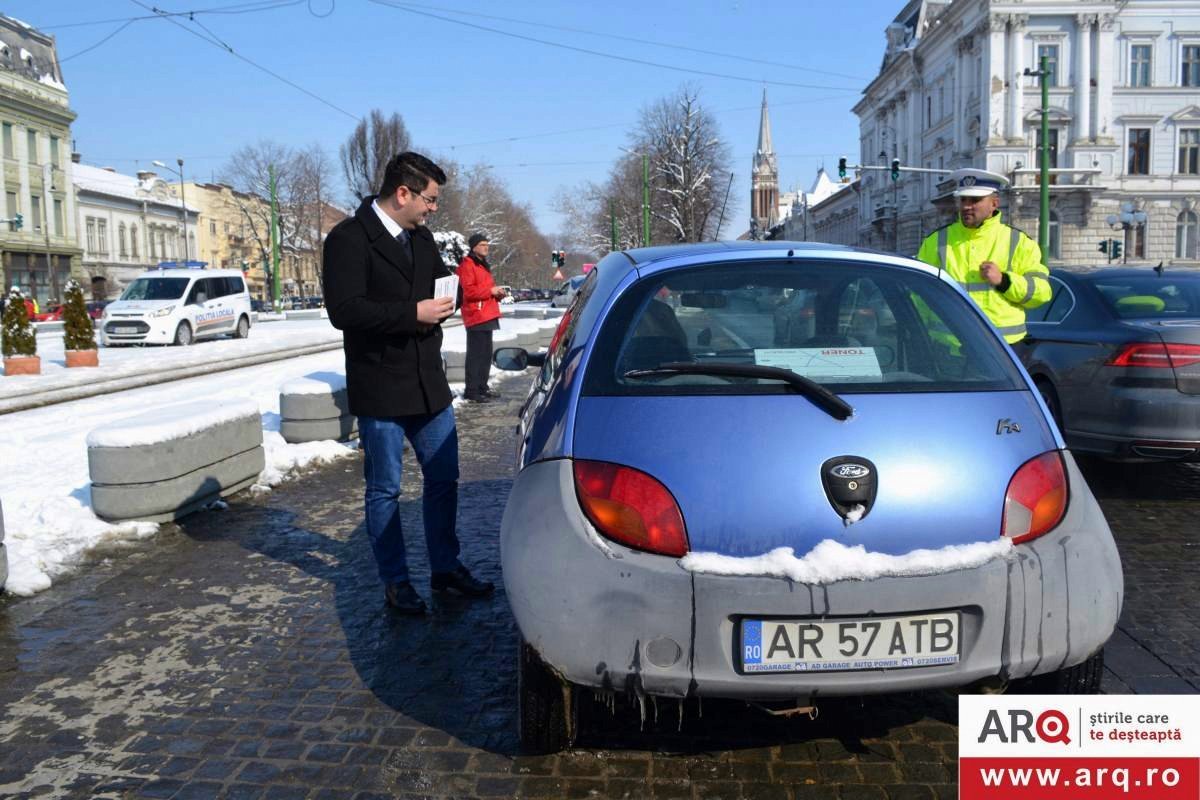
{"left": 635, "top": 85, "right": 731, "bottom": 243}
{"left": 340, "top": 110, "right": 411, "bottom": 202}
{"left": 294, "top": 144, "right": 338, "bottom": 276}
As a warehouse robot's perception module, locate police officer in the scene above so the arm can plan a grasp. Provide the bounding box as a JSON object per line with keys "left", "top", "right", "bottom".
{"left": 916, "top": 169, "right": 1050, "bottom": 343}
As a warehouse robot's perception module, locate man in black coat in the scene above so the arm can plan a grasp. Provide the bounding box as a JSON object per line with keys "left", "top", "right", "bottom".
{"left": 323, "top": 152, "right": 493, "bottom": 615}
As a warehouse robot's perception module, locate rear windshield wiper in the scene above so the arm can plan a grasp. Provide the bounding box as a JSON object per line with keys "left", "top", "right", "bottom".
{"left": 624, "top": 361, "right": 854, "bottom": 420}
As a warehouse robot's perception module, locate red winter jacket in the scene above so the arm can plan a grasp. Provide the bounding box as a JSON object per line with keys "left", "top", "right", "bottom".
{"left": 457, "top": 253, "right": 502, "bottom": 328}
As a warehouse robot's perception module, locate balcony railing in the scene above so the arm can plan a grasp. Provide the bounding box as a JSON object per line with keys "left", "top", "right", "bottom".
{"left": 1010, "top": 168, "right": 1102, "bottom": 189}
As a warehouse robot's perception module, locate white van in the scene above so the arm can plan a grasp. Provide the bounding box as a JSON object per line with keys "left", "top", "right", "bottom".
{"left": 101, "top": 268, "right": 253, "bottom": 347}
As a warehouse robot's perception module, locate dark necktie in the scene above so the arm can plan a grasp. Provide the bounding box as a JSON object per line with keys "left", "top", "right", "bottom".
{"left": 395, "top": 229, "right": 411, "bottom": 259}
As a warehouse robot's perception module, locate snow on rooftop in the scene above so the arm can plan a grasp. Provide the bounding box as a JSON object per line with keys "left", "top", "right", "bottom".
{"left": 37, "top": 72, "right": 65, "bottom": 91}
{"left": 681, "top": 538, "right": 1013, "bottom": 584}
{"left": 72, "top": 162, "right": 200, "bottom": 213}
{"left": 7, "top": 16, "right": 33, "bottom": 30}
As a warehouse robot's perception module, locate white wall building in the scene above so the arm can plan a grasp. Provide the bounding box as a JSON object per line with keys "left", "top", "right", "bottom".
{"left": 853, "top": 0, "right": 1200, "bottom": 266}
{"left": 71, "top": 161, "right": 201, "bottom": 297}
{"left": 778, "top": 168, "right": 855, "bottom": 241}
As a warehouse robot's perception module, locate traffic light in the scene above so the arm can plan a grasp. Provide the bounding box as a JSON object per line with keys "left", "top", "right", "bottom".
{"left": 1112, "top": 240, "right": 1123, "bottom": 260}
{"left": 890, "top": 159, "right": 901, "bottom": 182}
{"left": 551, "top": 250, "right": 566, "bottom": 268}
{"left": 838, "top": 157, "right": 847, "bottom": 180}
{"left": 11, "top": 212, "right": 22, "bottom": 231}
{"left": 1098, "top": 240, "right": 1110, "bottom": 255}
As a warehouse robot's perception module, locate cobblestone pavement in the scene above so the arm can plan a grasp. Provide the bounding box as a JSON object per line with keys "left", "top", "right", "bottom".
{"left": 0, "top": 373, "right": 1197, "bottom": 799}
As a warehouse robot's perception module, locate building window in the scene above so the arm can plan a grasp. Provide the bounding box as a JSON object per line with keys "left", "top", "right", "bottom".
{"left": 6, "top": 191, "right": 17, "bottom": 218}
{"left": 1180, "top": 129, "right": 1200, "bottom": 175}
{"left": 1125, "top": 222, "right": 1146, "bottom": 260}
{"left": 1184, "top": 45, "right": 1200, "bottom": 87}
{"left": 1131, "top": 45, "right": 1152, "bottom": 87}
{"left": 1037, "top": 44, "right": 1059, "bottom": 86}
{"left": 49, "top": 136, "right": 59, "bottom": 166}
{"left": 1178, "top": 211, "right": 1199, "bottom": 259}
{"left": 97, "top": 220, "right": 108, "bottom": 256}
{"left": 209, "top": 220, "right": 216, "bottom": 236}
{"left": 938, "top": 85, "right": 945, "bottom": 118}
{"left": 119, "top": 223, "right": 128, "bottom": 257}
{"left": 53, "top": 198, "right": 63, "bottom": 234}
{"left": 30, "top": 195, "right": 41, "bottom": 231}
{"left": 148, "top": 227, "right": 156, "bottom": 259}
{"left": 1, "top": 123, "right": 11, "bottom": 159}
{"left": 224, "top": 221, "right": 230, "bottom": 234}
{"left": 1128, "top": 128, "right": 1151, "bottom": 175}
{"left": 86, "top": 218, "right": 97, "bottom": 254}
{"left": 1048, "top": 211, "right": 1061, "bottom": 260}
{"left": 26, "top": 129, "right": 36, "bottom": 163}
{"left": 130, "top": 224, "right": 139, "bottom": 258}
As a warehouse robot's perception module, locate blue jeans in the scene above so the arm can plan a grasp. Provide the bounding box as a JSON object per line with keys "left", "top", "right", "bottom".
{"left": 359, "top": 406, "right": 460, "bottom": 585}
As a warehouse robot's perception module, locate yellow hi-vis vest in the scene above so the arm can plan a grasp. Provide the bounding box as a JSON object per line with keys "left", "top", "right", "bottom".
{"left": 916, "top": 212, "right": 1051, "bottom": 343}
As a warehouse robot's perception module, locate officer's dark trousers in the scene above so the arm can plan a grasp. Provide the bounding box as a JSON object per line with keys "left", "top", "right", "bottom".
{"left": 465, "top": 326, "right": 494, "bottom": 398}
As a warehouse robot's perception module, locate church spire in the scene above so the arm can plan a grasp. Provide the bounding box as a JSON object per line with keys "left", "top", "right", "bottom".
{"left": 756, "top": 88, "right": 774, "bottom": 156}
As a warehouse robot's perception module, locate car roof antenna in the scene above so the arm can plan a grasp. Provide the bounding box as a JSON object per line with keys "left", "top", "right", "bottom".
{"left": 1153, "top": 261, "right": 1164, "bottom": 277}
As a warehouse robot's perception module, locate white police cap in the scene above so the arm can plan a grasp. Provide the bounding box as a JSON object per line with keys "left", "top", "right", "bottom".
{"left": 951, "top": 168, "right": 1009, "bottom": 198}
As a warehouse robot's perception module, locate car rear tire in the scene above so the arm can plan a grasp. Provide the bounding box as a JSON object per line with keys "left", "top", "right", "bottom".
{"left": 173, "top": 321, "right": 193, "bottom": 347}
{"left": 234, "top": 315, "right": 250, "bottom": 339}
{"left": 518, "top": 638, "right": 575, "bottom": 754}
{"left": 1035, "top": 378, "right": 1064, "bottom": 432}
{"left": 1010, "top": 649, "right": 1104, "bottom": 694}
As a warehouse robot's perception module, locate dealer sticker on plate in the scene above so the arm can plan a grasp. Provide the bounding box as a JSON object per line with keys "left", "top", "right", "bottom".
{"left": 741, "top": 613, "right": 960, "bottom": 673}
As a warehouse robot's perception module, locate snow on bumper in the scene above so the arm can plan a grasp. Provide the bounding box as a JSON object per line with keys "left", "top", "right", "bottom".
{"left": 500, "top": 453, "right": 1122, "bottom": 700}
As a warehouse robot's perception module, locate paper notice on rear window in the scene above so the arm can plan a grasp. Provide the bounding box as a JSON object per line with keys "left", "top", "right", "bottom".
{"left": 434, "top": 275, "right": 459, "bottom": 301}
{"left": 754, "top": 348, "right": 882, "bottom": 380}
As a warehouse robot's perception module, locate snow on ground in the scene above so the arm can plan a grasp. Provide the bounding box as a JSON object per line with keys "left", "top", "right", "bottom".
{"left": 681, "top": 539, "right": 1014, "bottom": 584}
{"left": 0, "top": 319, "right": 344, "bottom": 397}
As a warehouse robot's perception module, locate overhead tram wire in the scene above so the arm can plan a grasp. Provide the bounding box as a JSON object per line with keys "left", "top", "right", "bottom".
{"left": 368, "top": 0, "right": 863, "bottom": 92}
{"left": 40, "top": 0, "right": 307, "bottom": 30}
{"left": 381, "top": 0, "right": 871, "bottom": 82}
{"left": 128, "top": 0, "right": 360, "bottom": 122}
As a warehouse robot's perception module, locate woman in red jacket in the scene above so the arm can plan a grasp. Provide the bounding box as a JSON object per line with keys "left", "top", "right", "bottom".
{"left": 457, "top": 233, "right": 507, "bottom": 402}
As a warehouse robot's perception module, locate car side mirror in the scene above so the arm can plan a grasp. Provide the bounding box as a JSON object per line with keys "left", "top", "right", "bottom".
{"left": 493, "top": 347, "right": 529, "bottom": 371}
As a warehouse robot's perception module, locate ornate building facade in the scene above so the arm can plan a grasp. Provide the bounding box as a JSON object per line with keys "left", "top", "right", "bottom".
{"left": 0, "top": 14, "right": 82, "bottom": 305}
{"left": 853, "top": 0, "right": 1200, "bottom": 265}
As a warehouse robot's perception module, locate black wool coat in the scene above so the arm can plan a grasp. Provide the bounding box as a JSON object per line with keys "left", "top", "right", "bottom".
{"left": 322, "top": 197, "right": 453, "bottom": 417}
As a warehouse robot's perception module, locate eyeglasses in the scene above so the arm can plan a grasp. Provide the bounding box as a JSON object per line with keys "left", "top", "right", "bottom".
{"left": 408, "top": 188, "right": 439, "bottom": 207}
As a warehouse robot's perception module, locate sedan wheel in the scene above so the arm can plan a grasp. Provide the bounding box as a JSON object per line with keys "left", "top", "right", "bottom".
{"left": 518, "top": 638, "right": 576, "bottom": 754}
{"left": 234, "top": 315, "right": 250, "bottom": 339}
{"left": 173, "top": 321, "right": 193, "bottom": 346}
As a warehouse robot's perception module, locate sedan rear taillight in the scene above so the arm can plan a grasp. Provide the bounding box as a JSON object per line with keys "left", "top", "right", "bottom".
{"left": 573, "top": 460, "right": 689, "bottom": 557}
{"left": 1002, "top": 451, "right": 1068, "bottom": 545}
{"left": 1106, "top": 342, "right": 1200, "bottom": 368}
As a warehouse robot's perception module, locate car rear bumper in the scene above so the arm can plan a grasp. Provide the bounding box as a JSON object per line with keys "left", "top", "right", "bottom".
{"left": 502, "top": 453, "right": 1122, "bottom": 700}
{"left": 1068, "top": 385, "right": 1200, "bottom": 461}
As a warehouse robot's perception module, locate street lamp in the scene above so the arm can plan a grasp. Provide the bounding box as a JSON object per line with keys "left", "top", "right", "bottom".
{"left": 152, "top": 158, "right": 188, "bottom": 263}
{"left": 1106, "top": 202, "right": 1148, "bottom": 265}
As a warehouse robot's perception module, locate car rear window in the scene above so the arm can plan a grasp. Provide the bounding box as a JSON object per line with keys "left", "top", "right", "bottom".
{"left": 1091, "top": 275, "right": 1200, "bottom": 318}
{"left": 581, "top": 260, "right": 1026, "bottom": 396}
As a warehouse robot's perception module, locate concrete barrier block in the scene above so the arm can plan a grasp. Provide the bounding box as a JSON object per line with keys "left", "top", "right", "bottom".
{"left": 279, "top": 372, "right": 357, "bottom": 444}
{"left": 87, "top": 398, "right": 265, "bottom": 523}
{"left": 442, "top": 350, "right": 466, "bottom": 383}
{"left": 280, "top": 417, "right": 358, "bottom": 443}
{"left": 284, "top": 309, "right": 323, "bottom": 321}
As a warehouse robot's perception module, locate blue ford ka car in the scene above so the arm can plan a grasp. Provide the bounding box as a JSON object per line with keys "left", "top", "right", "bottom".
{"left": 493, "top": 242, "right": 1123, "bottom": 753}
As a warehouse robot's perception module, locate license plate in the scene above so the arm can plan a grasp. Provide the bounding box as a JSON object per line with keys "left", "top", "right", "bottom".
{"left": 113, "top": 326, "right": 138, "bottom": 334}
{"left": 740, "top": 612, "right": 960, "bottom": 673}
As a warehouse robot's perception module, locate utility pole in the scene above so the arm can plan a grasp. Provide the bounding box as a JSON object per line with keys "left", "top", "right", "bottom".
{"left": 716, "top": 171, "right": 734, "bottom": 241}
{"left": 610, "top": 199, "right": 617, "bottom": 252}
{"left": 642, "top": 153, "right": 650, "bottom": 247}
{"left": 178, "top": 158, "right": 188, "bottom": 263}
{"left": 269, "top": 164, "right": 281, "bottom": 310}
{"left": 1024, "top": 55, "right": 1051, "bottom": 256}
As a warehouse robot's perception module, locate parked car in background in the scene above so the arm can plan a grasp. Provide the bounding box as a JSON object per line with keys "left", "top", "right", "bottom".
{"left": 86, "top": 300, "right": 110, "bottom": 320}
{"left": 493, "top": 242, "right": 1122, "bottom": 752}
{"left": 32, "top": 303, "right": 63, "bottom": 322}
{"left": 101, "top": 269, "right": 253, "bottom": 347}
{"left": 550, "top": 274, "right": 588, "bottom": 308}
{"left": 251, "top": 299, "right": 269, "bottom": 313}
{"left": 1016, "top": 266, "right": 1200, "bottom": 461}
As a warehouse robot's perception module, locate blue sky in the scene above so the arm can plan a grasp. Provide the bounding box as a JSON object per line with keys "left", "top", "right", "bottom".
{"left": 15, "top": 0, "right": 901, "bottom": 246}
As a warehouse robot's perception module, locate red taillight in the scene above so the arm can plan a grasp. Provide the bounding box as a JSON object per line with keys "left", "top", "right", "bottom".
{"left": 573, "top": 460, "right": 689, "bottom": 557}
{"left": 1002, "top": 451, "right": 1068, "bottom": 544}
{"left": 548, "top": 309, "right": 572, "bottom": 353}
{"left": 1107, "top": 342, "right": 1200, "bottom": 368}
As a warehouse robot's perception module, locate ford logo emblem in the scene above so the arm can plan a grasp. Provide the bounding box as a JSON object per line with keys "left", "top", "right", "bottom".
{"left": 831, "top": 463, "right": 870, "bottom": 479}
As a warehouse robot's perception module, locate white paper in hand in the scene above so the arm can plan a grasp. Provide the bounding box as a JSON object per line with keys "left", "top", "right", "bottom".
{"left": 434, "top": 275, "right": 459, "bottom": 301}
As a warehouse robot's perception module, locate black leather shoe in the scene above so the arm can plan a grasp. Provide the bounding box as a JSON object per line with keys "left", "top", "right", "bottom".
{"left": 482, "top": 388, "right": 502, "bottom": 399}
{"left": 431, "top": 565, "right": 495, "bottom": 597}
{"left": 385, "top": 582, "right": 427, "bottom": 614}
{"left": 462, "top": 394, "right": 492, "bottom": 404}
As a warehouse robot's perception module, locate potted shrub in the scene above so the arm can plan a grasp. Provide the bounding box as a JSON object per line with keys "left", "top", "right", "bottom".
{"left": 61, "top": 279, "right": 99, "bottom": 368}
{"left": 2, "top": 286, "right": 39, "bottom": 375}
